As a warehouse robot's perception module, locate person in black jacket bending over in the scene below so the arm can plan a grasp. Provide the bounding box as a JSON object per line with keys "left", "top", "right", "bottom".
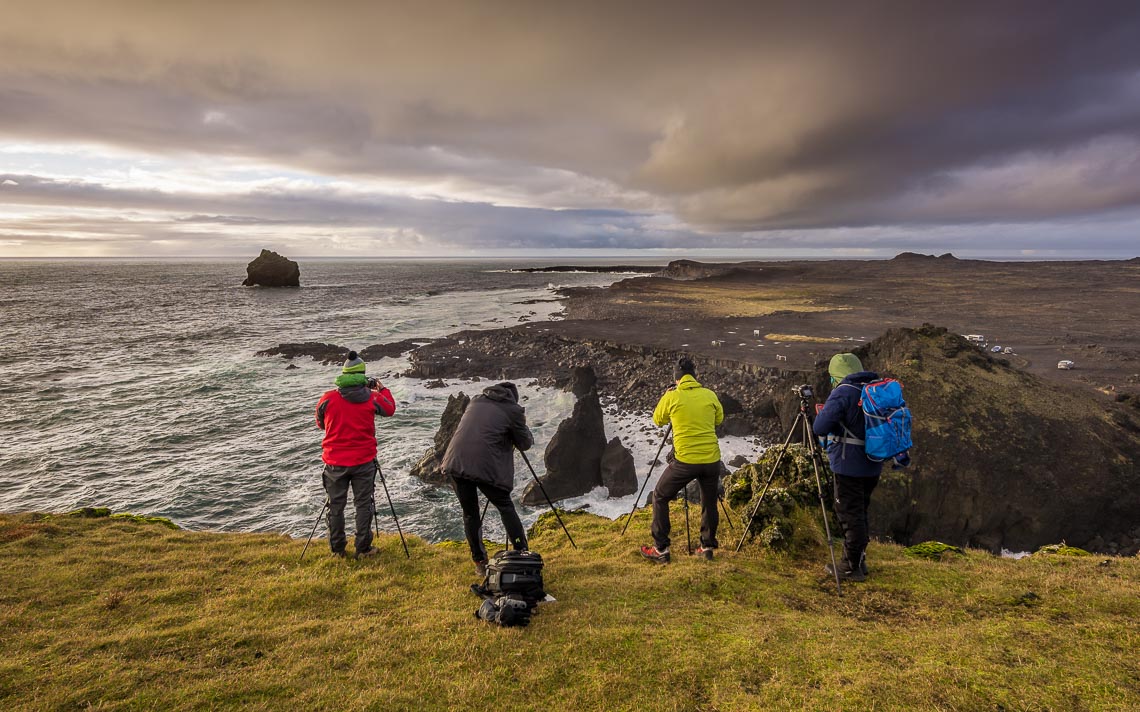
{"left": 812, "top": 353, "right": 908, "bottom": 581}
{"left": 441, "top": 382, "right": 534, "bottom": 577}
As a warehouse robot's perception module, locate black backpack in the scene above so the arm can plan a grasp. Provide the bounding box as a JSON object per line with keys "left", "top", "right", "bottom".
{"left": 485, "top": 550, "right": 545, "bottom": 602}
{"left": 471, "top": 550, "right": 546, "bottom": 628}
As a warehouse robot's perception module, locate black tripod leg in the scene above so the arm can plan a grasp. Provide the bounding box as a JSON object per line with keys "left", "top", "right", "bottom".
{"left": 683, "top": 489, "right": 692, "bottom": 555}
{"left": 479, "top": 497, "right": 490, "bottom": 527}
{"left": 375, "top": 459, "right": 410, "bottom": 559}
{"left": 519, "top": 450, "right": 576, "bottom": 549}
{"left": 300, "top": 498, "right": 329, "bottom": 562}
{"left": 735, "top": 423, "right": 799, "bottom": 552}
{"left": 621, "top": 426, "right": 672, "bottom": 536}
{"left": 718, "top": 494, "right": 735, "bottom": 532}
{"left": 802, "top": 418, "right": 841, "bottom": 596}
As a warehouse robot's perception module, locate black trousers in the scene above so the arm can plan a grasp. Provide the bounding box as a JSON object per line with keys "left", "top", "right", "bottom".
{"left": 322, "top": 461, "right": 376, "bottom": 554}
{"left": 452, "top": 476, "right": 528, "bottom": 562}
{"left": 651, "top": 460, "right": 721, "bottom": 551}
{"left": 834, "top": 473, "right": 879, "bottom": 567}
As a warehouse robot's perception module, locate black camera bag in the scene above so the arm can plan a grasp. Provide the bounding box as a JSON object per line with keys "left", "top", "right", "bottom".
{"left": 485, "top": 550, "right": 545, "bottom": 603}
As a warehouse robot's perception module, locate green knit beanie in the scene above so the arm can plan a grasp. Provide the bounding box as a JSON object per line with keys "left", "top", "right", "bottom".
{"left": 828, "top": 353, "right": 863, "bottom": 383}
{"left": 342, "top": 350, "right": 366, "bottom": 374}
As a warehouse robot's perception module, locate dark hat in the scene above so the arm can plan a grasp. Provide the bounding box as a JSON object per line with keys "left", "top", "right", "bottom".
{"left": 673, "top": 357, "right": 696, "bottom": 381}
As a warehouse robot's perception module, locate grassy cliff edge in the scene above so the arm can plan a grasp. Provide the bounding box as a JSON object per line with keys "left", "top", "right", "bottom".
{"left": 1, "top": 510, "right": 1138, "bottom": 711}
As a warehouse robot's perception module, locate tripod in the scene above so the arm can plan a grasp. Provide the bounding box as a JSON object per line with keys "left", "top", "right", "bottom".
{"left": 519, "top": 450, "right": 577, "bottom": 548}
{"left": 473, "top": 449, "right": 578, "bottom": 550}
{"left": 620, "top": 425, "right": 672, "bottom": 536}
{"left": 373, "top": 459, "right": 410, "bottom": 559}
{"left": 301, "top": 460, "right": 409, "bottom": 561}
{"left": 735, "top": 389, "right": 843, "bottom": 595}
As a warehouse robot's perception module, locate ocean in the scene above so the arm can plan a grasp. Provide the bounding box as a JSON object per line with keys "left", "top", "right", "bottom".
{"left": 0, "top": 259, "right": 763, "bottom": 543}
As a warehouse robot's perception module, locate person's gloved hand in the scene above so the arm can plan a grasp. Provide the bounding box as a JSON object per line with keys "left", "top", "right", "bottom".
{"left": 892, "top": 452, "right": 911, "bottom": 469}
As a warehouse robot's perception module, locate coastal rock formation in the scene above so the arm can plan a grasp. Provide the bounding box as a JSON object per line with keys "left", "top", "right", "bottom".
{"left": 600, "top": 437, "right": 637, "bottom": 497}
{"left": 892, "top": 251, "right": 959, "bottom": 262}
{"left": 791, "top": 324, "right": 1140, "bottom": 554}
{"left": 256, "top": 338, "right": 438, "bottom": 364}
{"left": 522, "top": 368, "right": 608, "bottom": 505}
{"left": 658, "top": 259, "right": 733, "bottom": 280}
{"left": 242, "top": 249, "right": 300, "bottom": 287}
{"left": 405, "top": 328, "right": 785, "bottom": 439}
{"left": 409, "top": 392, "right": 471, "bottom": 486}
{"left": 256, "top": 341, "right": 346, "bottom": 364}
{"left": 568, "top": 364, "right": 598, "bottom": 397}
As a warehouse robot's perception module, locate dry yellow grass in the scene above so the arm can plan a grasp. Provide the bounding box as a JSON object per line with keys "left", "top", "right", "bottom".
{"left": 763, "top": 333, "right": 845, "bottom": 343}
{"left": 1, "top": 509, "right": 1138, "bottom": 711}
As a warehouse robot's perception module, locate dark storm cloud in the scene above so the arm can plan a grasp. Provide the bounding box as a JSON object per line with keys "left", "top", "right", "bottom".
{"left": 2, "top": 1, "right": 1140, "bottom": 249}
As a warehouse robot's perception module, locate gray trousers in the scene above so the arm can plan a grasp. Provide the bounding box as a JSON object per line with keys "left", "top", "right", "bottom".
{"left": 322, "top": 461, "right": 376, "bottom": 554}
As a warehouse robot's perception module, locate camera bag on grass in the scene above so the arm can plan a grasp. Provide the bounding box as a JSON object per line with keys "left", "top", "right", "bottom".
{"left": 471, "top": 550, "right": 546, "bottom": 628}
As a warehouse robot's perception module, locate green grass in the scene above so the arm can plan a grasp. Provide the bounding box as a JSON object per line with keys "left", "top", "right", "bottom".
{"left": 2, "top": 509, "right": 1138, "bottom": 711}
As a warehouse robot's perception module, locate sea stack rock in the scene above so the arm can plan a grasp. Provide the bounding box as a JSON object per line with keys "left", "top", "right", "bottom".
{"left": 242, "top": 249, "right": 300, "bottom": 287}
{"left": 600, "top": 437, "right": 637, "bottom": 497}
{"left": 522, "top": 366, "right": 607, "bottom": 505}
{"left": 568, "top": 365, "right": 598, "bottom": 397}
{"left": 409, "top": 392, "right": 471, "bottom": 486}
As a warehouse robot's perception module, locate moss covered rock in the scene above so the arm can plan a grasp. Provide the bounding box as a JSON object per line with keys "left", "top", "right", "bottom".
{"left": 63, "top": 508, "right": 178, "bottom": 530}
{"left": 903, "top": 541, "right": 965, "bottom": 560}
{"left": 107, "top": 513, "right": 178, "bottom": 530}
{"left": 1033, "top": 543, "right": 1092, "bottom": 557}
{"left": 66, "top": 507, "right": 111, "bottom": 518}
{"left": 726, "top": 444, "right": 834, "bottom": 553}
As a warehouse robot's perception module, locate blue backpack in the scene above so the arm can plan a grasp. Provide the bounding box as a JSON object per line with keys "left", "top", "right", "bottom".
{"left": 858, "top": 378, "right": 913, "bottom": 461}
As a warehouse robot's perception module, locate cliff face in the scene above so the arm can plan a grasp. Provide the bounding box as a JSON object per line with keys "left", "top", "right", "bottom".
{"left": 791, "top": 325, "right": 1140, "bottom": 554}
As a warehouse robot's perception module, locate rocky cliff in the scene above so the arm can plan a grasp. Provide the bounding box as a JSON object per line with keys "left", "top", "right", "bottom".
{"left": 781, "top": 325, "right": 1140, "bottom": 554}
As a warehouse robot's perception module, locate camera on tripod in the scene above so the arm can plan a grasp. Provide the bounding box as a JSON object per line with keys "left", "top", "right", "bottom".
{"left": 792, "top": 384, "right": 814, "bottom": 401}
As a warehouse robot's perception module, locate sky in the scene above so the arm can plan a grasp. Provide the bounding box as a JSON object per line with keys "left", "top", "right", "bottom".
{"left": 1, "top": 1, "right": 1139, "bottom": 258}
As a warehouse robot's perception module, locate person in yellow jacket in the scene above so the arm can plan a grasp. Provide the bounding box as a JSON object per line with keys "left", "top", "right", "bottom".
{"left": 640, "top": 357, "right": 725, "bottom": 563}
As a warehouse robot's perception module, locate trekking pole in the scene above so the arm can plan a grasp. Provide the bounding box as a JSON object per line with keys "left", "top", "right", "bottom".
{"left": 518, "top": 449, "right": 577, "bottom": 549}
{"left": 300, "top": 497, "right": 329, "bottom": 562}
{"left": 735, "top": 421, "right": 800, "bottom": 552}
{"left": 620, "top": 425, "right": 672, "bottom": 536}
{"left": 801, "top": 416, "right": 842, "bottom": 596}
{"left": 374, "top": 459, "right": 410, "bottom": 559}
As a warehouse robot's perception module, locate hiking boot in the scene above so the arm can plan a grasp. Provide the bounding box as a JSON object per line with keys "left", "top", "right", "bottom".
{"left": 640, "top": 545, "right": 671, "bottom": 564}
{"left": 355, "top": 547, "right": 379, "bottom": 559}
{"left": 474, "top": 559, "right": 488, "bottom": 578}
{"left": 695, "top": 546, "right": 714, "bottom": 561}
{"left": 825, "top": 561, "right": 866, "bottom": 582}
{"left": 330, "top": 550, "right": 346, "bottom": 559}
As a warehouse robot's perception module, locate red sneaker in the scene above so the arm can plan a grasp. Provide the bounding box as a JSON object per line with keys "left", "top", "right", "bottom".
{"left": 639, "top": 545, "right": 671, "bottom": 563}
{"left": 694, "top": 546, "right": 714, "bottom": 561}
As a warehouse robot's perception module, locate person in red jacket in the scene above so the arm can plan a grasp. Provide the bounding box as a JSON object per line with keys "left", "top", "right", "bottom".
{"left": 315, "top": 351, "right": 396, "bottom": 558}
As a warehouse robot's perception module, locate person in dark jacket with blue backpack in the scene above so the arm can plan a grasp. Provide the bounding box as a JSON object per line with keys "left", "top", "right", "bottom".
{"left": 813, "top": 353, "right": 909, "bottom": 581}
